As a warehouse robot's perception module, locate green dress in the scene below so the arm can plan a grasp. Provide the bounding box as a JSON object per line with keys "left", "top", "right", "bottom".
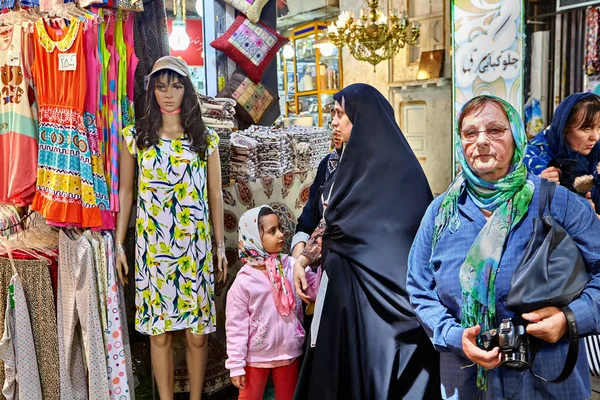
{"left": 123, "top": 125, "right": 219, "bottom": 335}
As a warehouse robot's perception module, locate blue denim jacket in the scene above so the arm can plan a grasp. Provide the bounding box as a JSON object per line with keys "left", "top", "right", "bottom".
{"left": 408, "top": 174, "right": 600, "bottom": 400}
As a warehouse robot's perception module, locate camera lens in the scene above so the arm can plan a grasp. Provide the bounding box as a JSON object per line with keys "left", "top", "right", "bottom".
{"left": 501, "top": 353, "right": 529, "bottom": 371}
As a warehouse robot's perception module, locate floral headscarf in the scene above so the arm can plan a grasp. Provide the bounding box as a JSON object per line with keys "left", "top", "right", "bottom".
{"left": 430, "top": 96, "right": 535, "bottom": 389}
{"left": 238, "top": 206, "right": 296, "bottom": 316}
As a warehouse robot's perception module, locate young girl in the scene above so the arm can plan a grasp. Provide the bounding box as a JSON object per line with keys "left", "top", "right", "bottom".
{"left": 226, "top": 206, "right": 320, "bottom": 400}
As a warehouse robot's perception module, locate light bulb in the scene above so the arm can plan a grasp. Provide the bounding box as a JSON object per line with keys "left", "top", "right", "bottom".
{"left": 169, "top": 21, "right": 190, "bottom": 51}
{"left": 195, "top": 0, "right": 203, "bottom": 18}
{"left": 282, "top": 44, "right": 294, "bottom": 59}
{"left": 319, "top": 43, "right": 335, "bottom": 57}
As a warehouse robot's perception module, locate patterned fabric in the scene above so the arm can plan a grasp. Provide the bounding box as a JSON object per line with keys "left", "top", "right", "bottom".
{"left": 587, "top": 7, "right": 600, "bottom": 75}
{"left": 133, "top": 0, "right": 170, "bottom": 112}
{"left": 210, "top": 15, "right": 288, "bottom": 83}
{"left": 122, "top": 125, "right": 219, "bottom": 336}
{"left": 0, "top": 275, "right": 42, "bottom": 400}
{"left": 326, "top": 150, "right": 339, "bottom": 180}
{"left": 57, "top": 230, "right": 110, "bottom": 399}
{"left": 524, "top": 128, "right": 553, "bottom": 175}
{"left": 0, "top": 24, "right": 38, "bottom": 206}
{"left": 223, "top": 0, "right": 269, "bottom": 23}
{"left": 0, "top": 256, "right": 60, "bottom": 400}
{"left": 238, "top": 206, "right": 297, "bottom": 316}
{"left": 430, "top": 96, "right": 534, "bottom": 389}
{"left": 217, "top": 70, "right": 275, "bottom": 124}
{"left": 103, "top": 233, "right": 134, "bottom": 399}
{"left": 84, "top": 231, "right": 109, "bottom": 344}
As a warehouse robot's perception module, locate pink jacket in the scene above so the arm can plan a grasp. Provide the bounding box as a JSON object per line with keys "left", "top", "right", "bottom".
{"left": 225, "top": 255, "right": 320, "bottom": 377}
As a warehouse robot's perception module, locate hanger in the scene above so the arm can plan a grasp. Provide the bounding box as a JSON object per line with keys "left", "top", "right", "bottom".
{"left": 0, "top": 238, "right": 20, "bottom": 277}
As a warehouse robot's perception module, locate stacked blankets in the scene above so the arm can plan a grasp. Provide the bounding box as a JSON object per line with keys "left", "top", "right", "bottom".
{"left": 230, "top": 133, "right": 260, "bottom": 182}
{"left": 244, "top": 126, "right": 294, "bottom": 178}
{"left": 287, "top": 126, "right": 331, "bottom": 172}
{"left": 228, "top": 126, "right": 332, "bottom": 181}
{"left": 199, "top": 95, "right": 236, "bottom": 185}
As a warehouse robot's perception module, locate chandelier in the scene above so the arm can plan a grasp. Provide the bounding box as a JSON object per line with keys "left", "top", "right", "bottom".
{"left": 327, "top": 0, "right": 420, "bottom": 70}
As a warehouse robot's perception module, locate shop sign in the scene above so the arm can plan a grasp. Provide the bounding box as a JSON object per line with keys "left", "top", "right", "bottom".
{"left": 557, "top": 0, "right": 600, "bottom": 11}
{"left": 451, "top": 0, "right": 524, "bottom": 173}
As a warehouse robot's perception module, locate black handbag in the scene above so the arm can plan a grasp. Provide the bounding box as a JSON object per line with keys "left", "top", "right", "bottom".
{"left": 506, "top": 178, "right": 590, "bottom": 382}
{"left": 507, "top": 179, "right": 589, "bottom": 313}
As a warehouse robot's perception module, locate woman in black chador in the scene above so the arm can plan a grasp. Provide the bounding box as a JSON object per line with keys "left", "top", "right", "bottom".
{"left": 293, "top": 84, "right": 441, "bottom": 399}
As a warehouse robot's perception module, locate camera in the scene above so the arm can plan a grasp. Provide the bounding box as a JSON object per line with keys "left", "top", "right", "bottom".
{"left": 480, "top": 318, "right": 529, "bottom": 371}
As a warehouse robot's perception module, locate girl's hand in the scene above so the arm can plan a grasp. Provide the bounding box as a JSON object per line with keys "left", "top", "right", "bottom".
{"left": 115, "top": 252, "right": 129, "bottom": 285}
{"left": 217, "top": 245, "right": 228, "bottom": 284}
{"left": 231, "top": 375, "right": 246, "bottom": 390}
{"left": 293, "top": 256, "right": 311, "bottom": 304}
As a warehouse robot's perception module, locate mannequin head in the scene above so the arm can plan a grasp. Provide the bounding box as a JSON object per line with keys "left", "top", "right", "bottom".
{"left": 136, "top": 57, "right": 209, "bottom": 158}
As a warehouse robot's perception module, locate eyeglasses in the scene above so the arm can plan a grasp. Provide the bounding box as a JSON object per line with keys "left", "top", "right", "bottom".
{"left": 459, "top": 126, "right": 510, "bottom": 143}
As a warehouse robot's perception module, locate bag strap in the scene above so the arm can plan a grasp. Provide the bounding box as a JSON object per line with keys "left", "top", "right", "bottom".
{"left": 538, "top": 179, "right": 557, "bottom": 219}
{"left": 529, "top": 306, "right": 579, "bottom": 383}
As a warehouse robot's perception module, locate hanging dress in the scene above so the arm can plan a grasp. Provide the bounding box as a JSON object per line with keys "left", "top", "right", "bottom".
{"left": 31, "top": 18, "right": 104, "bottom": 228}
{"left": 0, "top": 23, "right": 38, "bottom": 206}
{"left": 123, "top": 12, "right": 138, "bottom": 128}
{"left": 84, "top": 18, "right": 113, "bottom": 230}
{"left": 122, "top": 125, "right": 219, "bottom": 336}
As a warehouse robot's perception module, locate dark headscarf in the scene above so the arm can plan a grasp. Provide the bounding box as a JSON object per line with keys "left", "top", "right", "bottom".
{"left": 324, "top": 83, "right": 433, "bottom": 327}
{"left": 545, "top": 92, "right": 600, "bottom": 170}
{"left": 531, "top": 92, "right": 600, "bottom": 209}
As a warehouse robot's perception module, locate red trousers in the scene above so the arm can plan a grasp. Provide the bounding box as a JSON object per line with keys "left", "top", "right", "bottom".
{"left": 238, "top": 359, "right": 299, "bottom": 400}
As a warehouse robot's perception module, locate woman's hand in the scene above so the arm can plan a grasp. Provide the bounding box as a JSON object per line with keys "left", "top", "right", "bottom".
{"left": 291, "top": 242, "right": 306, "bottom": 259}
{"left": 293, "top": 256, "right": 311, "bottom": 304}
{"left": 231, "top": 375, "right": 246, "bottom": 390}
{"left": 522, "top": 307, "right": 568, "bottom": 343}
{"left": 540, "top": 167, "right": 561, "bottom": 184}
{"left": 115, "top": 252, "right": 129, "bottom": 285}
{"left": 216, "top": 245, "right": 228, "bottom": 284}
{"left": 462, "top": 325, "right": 502, "bottom": 370}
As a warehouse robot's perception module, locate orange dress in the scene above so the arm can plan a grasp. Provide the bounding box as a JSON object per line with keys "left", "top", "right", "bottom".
{"left": 31, "top": 18, "right": 104, "bottom": 228}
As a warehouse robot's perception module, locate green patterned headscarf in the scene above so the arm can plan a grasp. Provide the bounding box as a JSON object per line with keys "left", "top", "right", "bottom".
{"left": 431, "top": 96, "right": 534, "bottom": 389}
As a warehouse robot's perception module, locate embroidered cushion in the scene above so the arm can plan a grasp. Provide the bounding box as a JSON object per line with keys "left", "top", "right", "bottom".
{"left": 210, "top": 15, "right": 288, "bottom": 83}
{"left": 217, "top": 70, "right": 275, "bottom": 124}
{"left": 223, "top": 0, "right": 269, "bottom": 23}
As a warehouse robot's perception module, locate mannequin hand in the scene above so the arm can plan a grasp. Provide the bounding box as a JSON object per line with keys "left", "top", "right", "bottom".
{"left": 523, "top": 307, "right": 568, "bottom": 344}
{"left": 231, "top": 375, "right": 246, "bottom": 390}
{"left": 462, "top": 325, "right": 502, "bottom": 370}
{"left": 217, "top": 247, "right": 228, "bottom": 284}
{"left": 540, "top": 167, "right": 561, "bottom": 184}
{"left": 115, "top": 252, "right": 129, "bottom": 285}
{"left": 293, "top": 256, "right": 311, "bottom": 304}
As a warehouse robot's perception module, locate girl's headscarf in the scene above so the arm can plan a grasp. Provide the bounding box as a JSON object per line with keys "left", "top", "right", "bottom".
{"left": 238, "top": 206, "right": 296, "bottom": 316}
{"left": 431, "top": 96, "right": 535, "bottom": 389}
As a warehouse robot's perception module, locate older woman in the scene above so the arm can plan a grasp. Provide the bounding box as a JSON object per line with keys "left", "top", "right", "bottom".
{"left": 407, "top": 95, "right": 600, "bottom": 399}
{"left": 525, "top": 93, "right": 600, "bottom": 211}
{"left": 294, "top": 84, "right": 439, "bottom": 399}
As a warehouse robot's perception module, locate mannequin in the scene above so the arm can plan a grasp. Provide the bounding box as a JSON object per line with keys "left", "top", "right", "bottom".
{"left": 115, "top": 56, "right": 227, "bottom": 400}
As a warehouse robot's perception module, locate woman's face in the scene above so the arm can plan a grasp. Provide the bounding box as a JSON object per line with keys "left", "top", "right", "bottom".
{"left": 154, "top": 73, "right": 185, "bottom": 113}
{"left": 461, "top": 102, "right": 515, "bottom": 182}
{"left": 566, "top": 113, "right": 600, "bottom": 156}
{"left": 331, "top": 100, "right": 353, "bottom": 144}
